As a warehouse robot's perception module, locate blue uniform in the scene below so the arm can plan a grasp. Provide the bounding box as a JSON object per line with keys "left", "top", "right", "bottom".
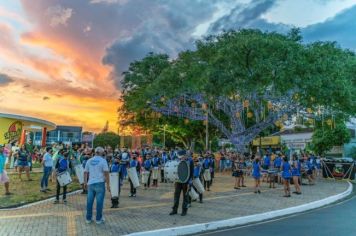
{"left": 282, "top": 161, "right": 292, "bottom": 179}
{"left": 152, "top": 157, "right": 160, "bottom": 167}
{"left": 57, "top": 158, "right": 69, "bottom": 173}
{"left": 252, "top": 162, "right": 261, "bottom": 179}
{"left": 274, "top": 157, "right": 282, "bottom": 168}
{"left": 161, "top": 153, "right": 168, "bottom": 165}
{"left": 144, "top": 159, "right": 152, "bottom": 171}
{"left": 129, "top": 160, "right": 137, "bottom": 168}
{"left": 203, "top": 158, "right": 210, "bottom": 169}
{"left": 193, "top": 165, "right": 201, "bottom": 178}
{"left": 263, "top": 155, "right": 270, "bottom": 169}
{"left": 291, "top": 160, "right": 300, "bottom": 176}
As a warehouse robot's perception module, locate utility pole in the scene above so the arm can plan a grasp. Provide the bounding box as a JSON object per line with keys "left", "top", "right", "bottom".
{"left": 205, "top": 112, "right": 209, "bottom": 151}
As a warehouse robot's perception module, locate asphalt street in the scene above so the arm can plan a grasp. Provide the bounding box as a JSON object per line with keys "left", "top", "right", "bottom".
{"left": 199, "top": 189, "right": 356, "bottom": 236}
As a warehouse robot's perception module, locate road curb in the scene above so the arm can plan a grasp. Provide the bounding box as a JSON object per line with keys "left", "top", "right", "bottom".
{"left": 0, "top": 190, "right": 82, "bottom": 210}
{"left": 128, "top": 182, "right": 353, "bottom": 236}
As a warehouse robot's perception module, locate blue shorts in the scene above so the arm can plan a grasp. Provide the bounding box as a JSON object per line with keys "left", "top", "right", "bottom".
{"left": 18, "top": 161, "right": 28, "bottom": 167}
{"left": 253, "top": 174, "right": 261, "bottom": 180}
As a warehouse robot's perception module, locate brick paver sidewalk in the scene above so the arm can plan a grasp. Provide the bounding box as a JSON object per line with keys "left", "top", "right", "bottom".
{"left": 0, "top": 173, "right": 349, "bottom": 236}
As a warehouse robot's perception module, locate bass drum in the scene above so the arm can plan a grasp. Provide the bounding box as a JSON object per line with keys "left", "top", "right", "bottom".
{"left": 164, "top": 161, "right": 179, "bottom": 182}
{"left": 177, "top": 161, "right": 190, "bottom": 183}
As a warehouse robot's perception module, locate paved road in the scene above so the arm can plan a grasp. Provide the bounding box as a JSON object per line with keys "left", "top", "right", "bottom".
{"left": 200, "top": 190, "right": 356, "bottom": 236}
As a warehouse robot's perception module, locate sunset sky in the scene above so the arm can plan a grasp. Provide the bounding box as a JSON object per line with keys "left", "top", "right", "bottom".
{"left": 1, "top": 0, "right": 356, "bottom": 132}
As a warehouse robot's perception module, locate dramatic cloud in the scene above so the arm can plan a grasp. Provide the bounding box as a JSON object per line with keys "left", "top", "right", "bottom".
{"left": 45, "top": 5, "right": 73, "bottom": 27}
{"left": 0, "top": 73, "right": 13, "bottom": 86}
{"left": 90, "top": 0, "right": 129, "bottom": 5}
{"left": 1, "top": 0, "right": 355, "bottom": 132}
{"left": 303, "top": 5, "right": 356, "bottom": 51}
{"left": 103, "top": 0, "right": 226, "bottom": 88}
{"left": 208, "top": 0, "right": 280, "bottom": 34}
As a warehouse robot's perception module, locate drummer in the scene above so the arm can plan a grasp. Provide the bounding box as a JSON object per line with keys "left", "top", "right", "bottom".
{"left": 202, "top": 154, "right": 211, "bottom": 191}
{"left": 152, "top": 152, "right": 160, "bottom": 187}
{"left": 169, "top": 150, "right": 194, "bottom": 216}
{"left": 143, "top": 153, "right": 152, "bottom": 189}
{"left": 160, "top": 150, "right": 169, "bottom": 183}
{"left": 54, "top": 150, "right": 72, "bottom": 204}
{"left": 110, "top": 156, "right": 121, "bottom": 208}
{"left": 129, "top": 154, "right": 139, "bottom": 197}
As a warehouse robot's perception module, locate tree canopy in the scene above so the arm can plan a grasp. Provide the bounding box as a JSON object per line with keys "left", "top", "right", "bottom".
{"left": 93, "top": 132, "right": 120, "bottom": 149}
{"left": 120, "top": 29, "right": 356, "bottom": 150}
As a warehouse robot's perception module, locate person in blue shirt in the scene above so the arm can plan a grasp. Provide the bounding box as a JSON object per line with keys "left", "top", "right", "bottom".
{"left": 129, "top": 154, "right": 139, "bottom": 197}
{"left": 202, "top": 155, "right": 211, "bottom": 191}
{"left": 209, "top": 154, "right": 215, "bottom": 186}
{"left": 160, "top": 151, "right": 169, "bottom": 183}
{"left": 281, "top": 156, "right": 292, "bottom": 197}
{"left": 169, "top": 150, "right": 194, "bottom": 216}
{"left": 54, "top": 150, "right": 72, "bottom": 204}
{"left": 17, "top": 145, "right": 32, "bottom": 181}
{"left": 304, "top": 155, "right": 315, "bottom": 185}
{"left": 262, "top": 153, "right": 271, "bottom": 183}
{"left": 291, "top": 155, "right": 302, "bottom": 195}
{"left": 0, "top": 145, "right": 11, "bottom": 195}
{"left": 273, "top": 153, "right": 282, "bottom": 184}
{"left": 119, "top": 148, "right": 130, "bottom": 180}
{"left": 143, "top": 154, "right": 152, "bottom": 189}
{"left": 110, "top": 156, "right": 121, "bottom": 208}
{"left": 252, "top": 156, "right": 261, "bottom": 194}
{"left": 151, "top": 153, "right": 161, "bottom": 187}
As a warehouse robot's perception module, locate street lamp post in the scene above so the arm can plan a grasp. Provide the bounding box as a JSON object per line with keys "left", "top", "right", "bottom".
{"left": 205, "top": 113, "right": 209, "bottom": 151}
{"left": 163, "top": 124, "right": 166, "bottom": 148}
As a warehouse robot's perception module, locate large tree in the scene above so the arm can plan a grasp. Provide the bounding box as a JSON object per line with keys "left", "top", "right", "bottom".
{"left": 121, "top": 29, "right": 356, "bottom": 151}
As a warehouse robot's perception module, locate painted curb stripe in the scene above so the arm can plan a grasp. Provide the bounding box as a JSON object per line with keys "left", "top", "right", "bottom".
{"left": 128, "top": 182, "right": 353, "bottom": 236}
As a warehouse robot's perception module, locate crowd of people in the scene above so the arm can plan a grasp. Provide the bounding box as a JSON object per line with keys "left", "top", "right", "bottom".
{"left": 0, "top": 140, "right": 322, "bottom": 224}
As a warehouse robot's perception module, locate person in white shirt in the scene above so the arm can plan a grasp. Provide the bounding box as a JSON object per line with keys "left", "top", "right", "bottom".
{"left": 84, "top": 147, "right": 110, "bottom": 224}
{"left": 40, "top": 148, "right": 53, "bottom": 192}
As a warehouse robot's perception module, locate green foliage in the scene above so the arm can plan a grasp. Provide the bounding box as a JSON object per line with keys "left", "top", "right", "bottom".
{"left": 93, "top": 132, "right": 120, "bottom": 149}
{"left": 310, "top": 122, "right": 351, "bottom": 155}
{"left": 349, "top": 147, "right": 356, "bottom": 159}
{"left": 120, "top": 29, "right": 356, "bottom": 148}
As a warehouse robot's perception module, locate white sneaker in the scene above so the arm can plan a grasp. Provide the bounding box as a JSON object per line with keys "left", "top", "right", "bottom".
{"left": 96, "top": 218, "right": 105, "bottom": 224}
{"left": 86, "top": 219, "right": 92, "bottom": 224}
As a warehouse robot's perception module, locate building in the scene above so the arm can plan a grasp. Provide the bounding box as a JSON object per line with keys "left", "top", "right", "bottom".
{"left": 279, "top": 129, "right": 313, "bottom": 151}
{"left": 0, "top": 113, "right": 56, "bottom": 146}
{"left": 34, "top": 125, "right": 82, "bottom": 146}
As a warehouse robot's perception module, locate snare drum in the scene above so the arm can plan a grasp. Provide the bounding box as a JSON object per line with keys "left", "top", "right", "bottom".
{"left": 57, "top": 171, "right": 72, "bottom": 187}
{"left": 203, "top": 169, "right": 211, "bottom": 181}
{"left": 193, "top": 178, "right": 205, "bottom": 194}
{"left": 189, "top": 187, "right": 199, "bottom": 200}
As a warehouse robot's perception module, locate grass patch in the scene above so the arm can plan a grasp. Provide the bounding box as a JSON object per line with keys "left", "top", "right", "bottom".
{"left": 0, "top": 171, "right": 81, "bottom": 208}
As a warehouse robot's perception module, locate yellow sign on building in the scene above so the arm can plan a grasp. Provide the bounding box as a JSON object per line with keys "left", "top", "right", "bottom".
{"left": 0, "top": 118, "right": 23, "bottom": 145}
{"left": 252, "top": 136, "right": 280, "bottom": 146}
{"left": 0, "top": 113, "right": 56, "bottom": 145}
